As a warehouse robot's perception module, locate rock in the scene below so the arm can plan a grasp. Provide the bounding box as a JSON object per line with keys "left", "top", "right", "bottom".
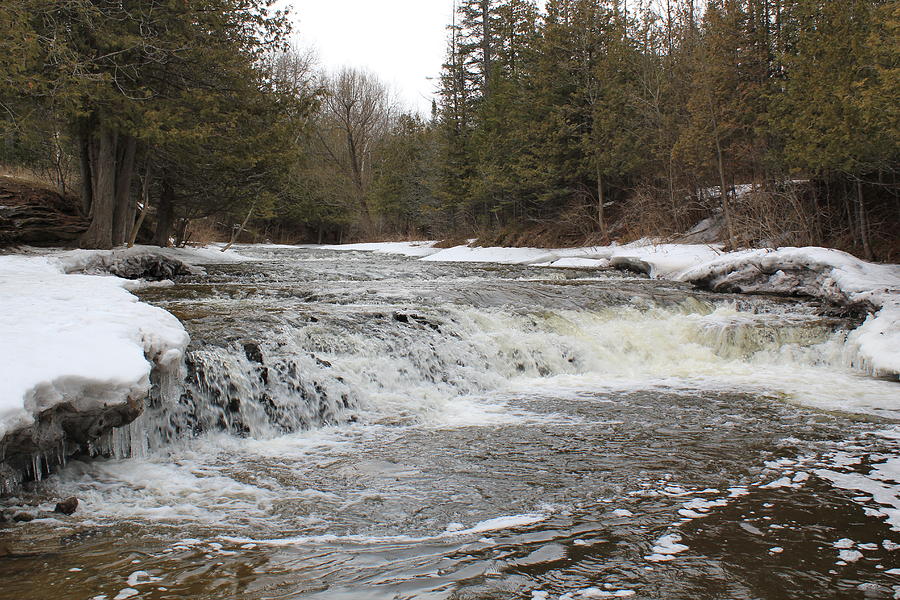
{"left": 69, "top": 251, "right": 197, "bottom": 281}
{"left": 54, "top": 497, "right": 79, "bottom": 515}
{"left": 11, "top": 511, "right": 35, "bottom": 523}
{"left": 609, "top": 256, "right": 652, "bottom": 275}
{"left": 676, "top": 214, "right": 726, "bottom": 244}
{"left": 243, "top": 342, "right": 264, "bottom": 364}
{"left": 107, "top": 255, "right": 193, "bottom": 280}
{"left": 393, "top": 312, "right": 441, "bottom": 331}
{"left": 0, "top": 177, "right": 88, "bottom": 247}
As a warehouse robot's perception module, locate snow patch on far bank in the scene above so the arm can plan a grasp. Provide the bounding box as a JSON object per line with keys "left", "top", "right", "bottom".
{"left": 421, "top": 245, "right": 557, "bottom": 264}
{"left": 418, "top": 241, "right": 722, "bottom": 277}
{"left": 0, "top": 251, "right": 190, "bottom": 441}
{"left": 314, "top": 241, "right": 440, "bottom": 258}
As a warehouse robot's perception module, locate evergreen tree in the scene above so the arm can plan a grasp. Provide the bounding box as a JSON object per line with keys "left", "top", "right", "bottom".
{"left": 371, "top": 114, "right": 438, "bottom": 237}
{"left": 1, "top": 0, "right": 296, "bottom": 248}
{"left": 775, "top": 0, "right": 898, "bottom": 259}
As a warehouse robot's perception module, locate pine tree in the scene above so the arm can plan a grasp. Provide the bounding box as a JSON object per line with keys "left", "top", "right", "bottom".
{"left": 775, "top": 0, "right": 898, "bottom": 259}
{"left": 674, "top": 0, "right": 754, "bottom": 247}
{"left": 1, "top": 0, "right": 295, "bottom": 249}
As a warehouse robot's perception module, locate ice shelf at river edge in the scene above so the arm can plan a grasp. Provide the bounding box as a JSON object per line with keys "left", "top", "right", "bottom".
{"left": 0, "top": 245, "right": 251, "bottom": 488}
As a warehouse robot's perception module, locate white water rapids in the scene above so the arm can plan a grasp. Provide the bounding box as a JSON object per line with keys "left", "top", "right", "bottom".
{"left": 1, "top": 246, "right": 898, "bottom": 600}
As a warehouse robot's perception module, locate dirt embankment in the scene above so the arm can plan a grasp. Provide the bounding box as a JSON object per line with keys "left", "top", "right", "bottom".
{"left": 0, "top": 176, "right": 87, "bottom": 247}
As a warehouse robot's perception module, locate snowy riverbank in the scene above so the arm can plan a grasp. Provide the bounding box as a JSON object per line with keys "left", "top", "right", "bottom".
{"left": 0, "top": 245, "right": 248, "bottom": 482}
{"left": 315, "top": 240, "right": 900, "bottom": 379}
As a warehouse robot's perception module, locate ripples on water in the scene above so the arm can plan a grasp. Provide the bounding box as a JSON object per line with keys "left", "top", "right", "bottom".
{"left": 1, "top": 247, "right": 898, "bottom": 600}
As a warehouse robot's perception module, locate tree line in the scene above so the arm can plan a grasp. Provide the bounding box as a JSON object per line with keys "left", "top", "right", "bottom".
{"left": 1, "top": 0, "right": 315, "bottom": 248}
{"left": 1, "top": 1, "right": 897, "bottom": 260}
{"left": 427, "top": 0, "right": 897, "bottom": 259}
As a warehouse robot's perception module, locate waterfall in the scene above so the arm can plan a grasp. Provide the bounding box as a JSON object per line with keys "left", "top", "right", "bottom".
{"left": 106, "top": 300, "right": 863, "bottom": 452}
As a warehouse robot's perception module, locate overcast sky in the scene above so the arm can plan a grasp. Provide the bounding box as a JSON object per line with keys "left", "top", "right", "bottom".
{"left": 286, "top": 1, "right": 455, "bottom": 115}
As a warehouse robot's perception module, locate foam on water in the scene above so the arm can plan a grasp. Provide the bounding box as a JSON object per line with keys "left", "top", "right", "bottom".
{"left": 164, "top": 299, "right": 898, "bottom": 439}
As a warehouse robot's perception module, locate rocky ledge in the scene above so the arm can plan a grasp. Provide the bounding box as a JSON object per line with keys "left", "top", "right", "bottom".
{"left": 0, "top": 176, "right": 88, "bottom": 246}
{"left": 0, "top": 248, "right": 193, "bottom": 494}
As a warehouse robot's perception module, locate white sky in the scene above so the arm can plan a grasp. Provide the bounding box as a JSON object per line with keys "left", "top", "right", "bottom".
{"left": 286, "top": 1, "right": 456, "bottom": 115}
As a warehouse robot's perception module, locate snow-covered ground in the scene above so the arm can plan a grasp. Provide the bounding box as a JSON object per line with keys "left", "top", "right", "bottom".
{"left": 0, "top": 246, "right": 246, "bottom": 443}
{"left": 316, "top": 240, "right": 900, "bottom": 379}
{"left": 311, "top": 241, "right": 442, "bottom": 258}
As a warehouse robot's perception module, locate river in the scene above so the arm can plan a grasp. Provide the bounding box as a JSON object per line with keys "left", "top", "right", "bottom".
{"left": 1, "top": 245, "right": 898, "bottom": 600}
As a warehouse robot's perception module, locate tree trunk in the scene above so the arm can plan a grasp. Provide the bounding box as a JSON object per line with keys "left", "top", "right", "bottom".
{"left": 668, "top": 157, "right": 679, "bottom": 230}
{"left": 596, "top": 166, "right": 608, "bottom": 242}
{"left": 717, "top": 154, "right": 735, "bottom": 249}
{"left": 810, "top": 184, "right": 823, "bottom": 246}
{"left": 88, "top": 133, "right": 101, "bottom": 217}
{"left": 78, "top": 132, "right": 92, "bottom": 216}
{"left": 840, "top": 179, "right": 854, "bottom": 240}
{"left": 111, "top": 136, "right": 138, "bottom": 246}
{"left": 153, "top": 179, "right": 175, "bottom": 247}
{"left": 342, "top": 128, "right": 374, "bottom": 236}
{"left": 127, "top": 162, "right": 152, "bottom": 248}
{"left": 221, "top": 203, "right": 255, "bottom": 252}
{"left": 856, "top": 180, "right": 873, "bottom": 261}
{"left": 709, "top": 102, "right": 736, "bottom": 249}
{"left": 80, "top": 128, "right": 118, "bottom": 249}
{"left": 481, "top": 0, "right": 492, "bottom": 99}
{"left": 174, "top": 218, "right": 190, "bottom": 248}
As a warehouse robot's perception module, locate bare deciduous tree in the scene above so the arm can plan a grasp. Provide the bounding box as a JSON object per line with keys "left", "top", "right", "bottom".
{"left": 314, "top": 68, "right": 396, "bottom": 236}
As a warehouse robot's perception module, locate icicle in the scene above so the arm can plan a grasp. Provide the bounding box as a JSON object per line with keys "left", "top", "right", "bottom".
{"left": 31, "top": 454, "right": 42, "bottom": 482}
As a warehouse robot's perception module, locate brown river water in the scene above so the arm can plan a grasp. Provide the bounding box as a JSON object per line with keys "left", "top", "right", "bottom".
{"left": 1, "top": 246, "right": 898, "bottom": 600}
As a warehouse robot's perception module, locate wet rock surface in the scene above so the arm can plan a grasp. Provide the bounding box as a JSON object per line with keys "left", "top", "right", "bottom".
{"left": 0, "top": 396, "right": 145, "bottom": 493}
{"left": 54, "top": 497, "right": 78, "bottom": 515}
{"left": 66, "top": 250, "right": 199, "bottom": 281}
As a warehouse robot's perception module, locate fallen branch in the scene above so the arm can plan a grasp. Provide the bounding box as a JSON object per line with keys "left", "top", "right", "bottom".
{"left": 221, "top": 202, "right": 255, "bottom": 252}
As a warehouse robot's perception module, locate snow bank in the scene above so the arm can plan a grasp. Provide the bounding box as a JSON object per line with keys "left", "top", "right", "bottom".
{"left": 0, "top": 251, "right": 189, "bottom": 444}
{"left": 315, "top": 241, "right": 441, "bottom": 258}
{"left": 677, "top": 247, "right": 900, "bottom": 376}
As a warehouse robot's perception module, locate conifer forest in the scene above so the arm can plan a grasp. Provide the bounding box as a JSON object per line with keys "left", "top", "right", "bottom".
{"left": 1, "top": 0, "right": 897, "bottom": 260}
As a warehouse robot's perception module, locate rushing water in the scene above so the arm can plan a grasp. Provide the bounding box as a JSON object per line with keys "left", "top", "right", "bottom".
{"left": 1, "top": 246, "right": 899, "bottom": 600}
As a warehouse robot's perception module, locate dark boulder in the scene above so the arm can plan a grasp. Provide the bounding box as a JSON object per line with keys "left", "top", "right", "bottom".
{"left": 69, "top": 250, "right": 198, "bottom": 281}
{"left": 54, "top": 497, "right": 79, "bottom": 515}
{"left": 609, "top": 256, "right": 652, "bottom": 276}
